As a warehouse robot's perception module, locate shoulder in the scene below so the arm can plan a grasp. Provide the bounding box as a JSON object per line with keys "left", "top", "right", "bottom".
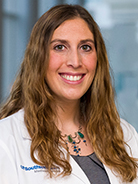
{"left": 0, "top": 109, "right": 31, "bottom": 164}
{"left": 0, "top": 109, "right": 24, "bottom": 124}
{"left": 120, "top": 118, "right": 138, "bottom": 157}
{"left": 0, "top": 109, "right": 24, "bottom": 131}
{"left": 120, "top": 118, "right": 138, "bottom": 140}
{"left": 0, "top": 109, "right": 26, "bottom": 143}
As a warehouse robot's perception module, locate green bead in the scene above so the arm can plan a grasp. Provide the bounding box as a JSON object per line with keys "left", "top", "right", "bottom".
{"left": 78, "top": 132, "right": 84, "bottom": 138}
{"left": 68, "top": 135, "right": 73, "bottom": 143}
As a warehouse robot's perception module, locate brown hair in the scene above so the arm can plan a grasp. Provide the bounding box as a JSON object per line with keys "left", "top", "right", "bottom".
{"left": 0, "top": 4, "right": 137, "bottom": 182}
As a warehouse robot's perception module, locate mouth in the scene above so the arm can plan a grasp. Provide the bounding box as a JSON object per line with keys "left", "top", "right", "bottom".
{"left": 60, "top": 74, "right": 84, "bottom": 82}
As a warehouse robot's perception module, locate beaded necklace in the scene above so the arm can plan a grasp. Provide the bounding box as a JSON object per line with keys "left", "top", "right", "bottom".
{"left": 61, "top": 125, "right": 87, "bottom": 156}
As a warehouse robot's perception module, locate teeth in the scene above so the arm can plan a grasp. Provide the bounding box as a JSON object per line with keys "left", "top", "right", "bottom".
{"left": 61, "top": 74, "right": 82, "bottom": 81}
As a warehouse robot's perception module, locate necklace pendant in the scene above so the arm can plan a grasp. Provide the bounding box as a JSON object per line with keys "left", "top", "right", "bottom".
{"left": 67, "top": 135, "right": 73, "bottom": 143}
{"left": 78, "top": 131, "right": 84, "bottom": 138}
{"left": 61, "top": 125, "right": 87, "bottom": 156}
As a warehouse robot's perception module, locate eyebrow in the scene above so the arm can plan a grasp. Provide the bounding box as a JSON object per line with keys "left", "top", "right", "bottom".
{"left": 80, "top": 39, "right": 95, "bottom": 45}
{"left": 50, "top": 39, "right": 95, "bottom": 45}
{"left": 50, "top": 39, "right": 68, "bottom": 44}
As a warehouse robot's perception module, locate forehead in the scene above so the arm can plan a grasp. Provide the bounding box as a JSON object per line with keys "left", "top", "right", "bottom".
{"left": 51, "top": 18, "right": 94, "bottom": 40}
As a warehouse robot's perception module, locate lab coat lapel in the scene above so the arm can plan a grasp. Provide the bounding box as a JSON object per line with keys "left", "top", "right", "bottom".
{"left": 104, "top": 164, "right": 122, "bottom": 184}
{"left": 104, "top": 163, "right": 138, "bottom": 184}
{"left": 70, "top": 155, "right": 91, "bottom": 184}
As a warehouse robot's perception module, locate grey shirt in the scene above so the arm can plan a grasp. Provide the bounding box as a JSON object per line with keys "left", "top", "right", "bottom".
{"left": 72, "top": 152, "right": 111, "bottom": 184}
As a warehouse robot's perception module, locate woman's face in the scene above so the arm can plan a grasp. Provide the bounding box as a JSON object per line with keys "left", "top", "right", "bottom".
{"left": 46, "top": 18, "right": 97, "bottom": 103}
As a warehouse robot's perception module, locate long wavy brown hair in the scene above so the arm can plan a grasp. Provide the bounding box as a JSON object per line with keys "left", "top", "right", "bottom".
{"left": 0, "top": 4, "right": 137, "bottom": 182}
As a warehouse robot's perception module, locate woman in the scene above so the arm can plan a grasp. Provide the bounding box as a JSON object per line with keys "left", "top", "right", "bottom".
{"left": 0, "top": 4, "right": 137, "bottom": 184}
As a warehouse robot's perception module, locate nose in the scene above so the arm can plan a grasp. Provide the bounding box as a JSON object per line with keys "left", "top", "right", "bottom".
{"left": 67, "top": 49, "right": 82, "bottom": 68}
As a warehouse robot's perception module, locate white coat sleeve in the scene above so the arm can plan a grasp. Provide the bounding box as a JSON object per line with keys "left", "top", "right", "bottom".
{"left": 0, "top": 140, "right": 19, "bottom": 184}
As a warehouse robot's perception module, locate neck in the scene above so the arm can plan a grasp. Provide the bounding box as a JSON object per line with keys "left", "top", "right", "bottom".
{"left": 54, "top": 99, "right": 81, "bottom": 133}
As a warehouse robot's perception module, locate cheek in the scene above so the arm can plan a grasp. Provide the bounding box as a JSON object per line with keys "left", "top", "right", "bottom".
{"left": 85, "top": 55, "right": 97, "bottom": 72}
{"left": 47, "top": 53, "right": 61, "bottom": 72}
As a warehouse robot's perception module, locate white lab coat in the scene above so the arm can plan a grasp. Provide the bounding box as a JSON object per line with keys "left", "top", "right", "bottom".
{"left": 0, "top": 109, "right": 138, "bottom": 184}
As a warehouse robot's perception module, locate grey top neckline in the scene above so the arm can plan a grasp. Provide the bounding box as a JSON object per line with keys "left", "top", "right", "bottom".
{"left": 71, "top": 152, "right": 111, "bottom": 184}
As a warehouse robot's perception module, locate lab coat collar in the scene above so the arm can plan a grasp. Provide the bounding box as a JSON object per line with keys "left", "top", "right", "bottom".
{"left": 103, "top": 164, "right": 121, "bottom": 184}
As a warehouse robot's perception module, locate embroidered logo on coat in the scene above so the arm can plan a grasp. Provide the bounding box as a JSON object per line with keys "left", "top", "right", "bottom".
{"left": 20, "top": 165, "right": 60, "bottom": 173}
{"left": 20, "top": 165, "right": 46, "bottom": 172}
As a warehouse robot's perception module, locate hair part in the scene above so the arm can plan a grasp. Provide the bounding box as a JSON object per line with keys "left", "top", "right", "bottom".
{"left": 0, "top": 4, "right": 137, "bottom": 182}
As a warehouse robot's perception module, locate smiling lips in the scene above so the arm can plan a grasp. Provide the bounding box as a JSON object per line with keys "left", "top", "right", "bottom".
{"left": 60, "top": 74, "right": 84, "bottom": 82}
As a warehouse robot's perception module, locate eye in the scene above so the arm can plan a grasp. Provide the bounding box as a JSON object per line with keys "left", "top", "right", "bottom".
{"left": 54, "top": 45, "right": 65, "bottom": 51}
{"left": 81, "top": 45, "right": 92, "bottom": 52}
